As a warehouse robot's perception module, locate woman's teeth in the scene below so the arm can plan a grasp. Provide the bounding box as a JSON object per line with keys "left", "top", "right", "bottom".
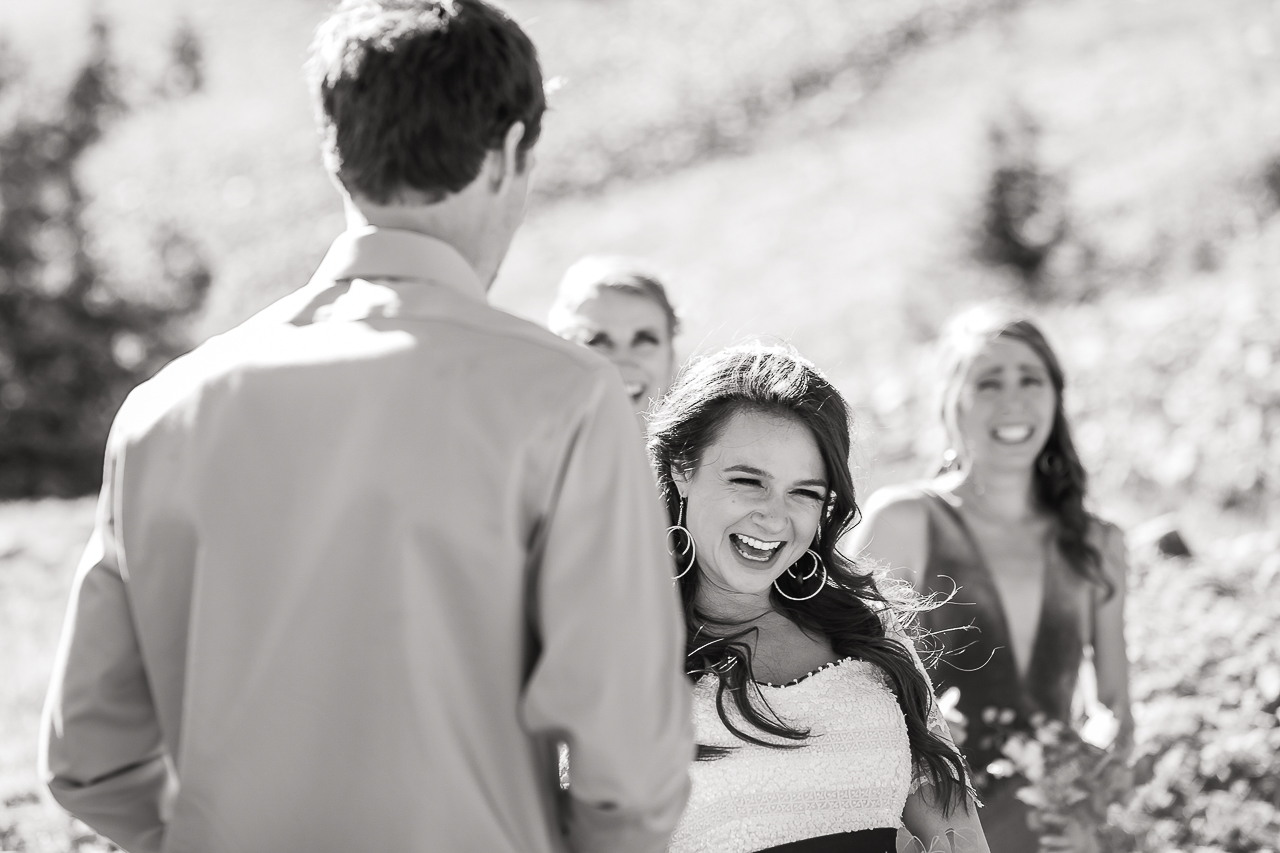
{"left": 992, "top": 424, "right": 1034, "bottom": 444}
{"left": 731, "top": 533, "right": 783, "bottom": 562}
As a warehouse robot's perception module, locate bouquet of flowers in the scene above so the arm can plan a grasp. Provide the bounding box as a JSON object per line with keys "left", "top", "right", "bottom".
{"left": 986, "top": 706, "right": 1136, "bottom": 853}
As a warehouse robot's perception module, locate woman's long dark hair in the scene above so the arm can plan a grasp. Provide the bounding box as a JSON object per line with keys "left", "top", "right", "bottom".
{"left": 936, "top": 304, "right": 1111, "bottom": 598}
{"left": 648, "top": 344, "right": 970, "bottom": 814}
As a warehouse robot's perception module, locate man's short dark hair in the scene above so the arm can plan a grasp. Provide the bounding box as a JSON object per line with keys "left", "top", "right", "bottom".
{"left": 307, "top": 0, "right": 545, "bottom": 204}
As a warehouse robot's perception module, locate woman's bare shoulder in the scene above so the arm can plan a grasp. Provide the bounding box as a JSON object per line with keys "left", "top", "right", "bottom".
{"left": 864, "top": 479, "right": 942, "bottom": 515}
{"left": 850, "top": 482, "right": 940, "bottom": 576}
{"left": 856, "top": 487, "right": 929, "bottom": 548}
{"left": 1087, "top": 515, "right": 1129, "bottom": 580}
{"left": 1085, "top": 515, "right": 1126, "bottom": 548}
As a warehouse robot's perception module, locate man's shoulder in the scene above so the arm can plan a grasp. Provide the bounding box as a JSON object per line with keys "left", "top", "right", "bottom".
{"left": 474, "top": 304, "right": 606, "bottom": 366}
{"left": 110, "top": 295, "right": 621, "bottom": 447}
{"left": 238, "top": 270, "right": 611, "bottom": 385}
{"left": 450, "top": 303, "right": 621, "bottom": 397}
{"left": 108, "top": 327, "right": 260, "bottom": 445}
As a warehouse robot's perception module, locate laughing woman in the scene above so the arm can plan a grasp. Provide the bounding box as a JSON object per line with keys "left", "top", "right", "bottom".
{"left": 849, "top": 304, "right": 1133, "bottom": 853}
{"left": 649, "top": 344, "right": 988, "bottom": 853}
{"left": 548, "top": 255, "right": 679, "bottom": 420}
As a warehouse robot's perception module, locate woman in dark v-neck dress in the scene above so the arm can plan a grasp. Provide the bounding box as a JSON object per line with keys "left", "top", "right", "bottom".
{"left": 848, "top": 306, "right": 1133, "bottom": 853}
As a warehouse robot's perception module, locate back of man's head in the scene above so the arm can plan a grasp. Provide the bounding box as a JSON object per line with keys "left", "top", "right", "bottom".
{"left": 307, "top": 0, "right": 544, "bottom": 206}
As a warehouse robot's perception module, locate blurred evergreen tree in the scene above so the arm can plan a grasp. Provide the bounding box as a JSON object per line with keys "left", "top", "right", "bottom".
{"left": 975, "top": 105, "right": 1069, "bottom": 296}
{"left": 159, "top": 17, "right": 204, "bottom": 98}
{"left": 0, "top": 18, "right": 210, "bottom": 498}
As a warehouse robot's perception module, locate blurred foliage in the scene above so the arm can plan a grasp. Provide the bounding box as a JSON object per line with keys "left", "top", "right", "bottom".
{"left": 987, "top": 712, "right": 1138, "bottom": 853}
{"left": 1115, "top": 533, "right": 1280, "bottom": 851}
{"left": 0, "top": 19, "right": 210, "bottom": 498}
{"left": 1063, "top": 279, "right": 1279, "bottom": 518}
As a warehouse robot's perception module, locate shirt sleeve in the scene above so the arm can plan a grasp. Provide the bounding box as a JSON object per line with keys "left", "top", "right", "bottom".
{"left": 39, "top": 434, "right": 175, "bottom": 853}
{"left": 520, "top": 367, "right": 694, "bottom": 853}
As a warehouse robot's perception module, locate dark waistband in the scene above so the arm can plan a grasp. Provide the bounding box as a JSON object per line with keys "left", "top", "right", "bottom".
{"left": 756, "top": 827, "right": 897, "bottom": 853}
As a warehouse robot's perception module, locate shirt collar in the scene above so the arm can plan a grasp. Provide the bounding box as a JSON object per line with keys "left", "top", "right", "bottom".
{"left": 315, "top": 226, "right": 487, "bottom": 304}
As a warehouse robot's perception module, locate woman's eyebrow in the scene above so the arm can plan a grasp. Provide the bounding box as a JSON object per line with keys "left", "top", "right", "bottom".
{"left": 725, "top": 465, "right": 827, "bottom": 490}
{"left": 794, "top": 478, "right": 829, "bottom": 489}
{"left": 724, "top": 464, "right": 771, "bottom": 478}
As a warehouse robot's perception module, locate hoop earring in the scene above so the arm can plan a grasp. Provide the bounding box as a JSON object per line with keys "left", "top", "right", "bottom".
{"left": 1037, "top": 451, "right": 1061, "bottom": 476}
{"left": 773, "top": 549, "right": 827, "bottom": 601}
{"left": 792, "top": 546, "right": 819, "bottom": 581}
{"left": 668, "top": 497, "right": 697, "bottom": 580}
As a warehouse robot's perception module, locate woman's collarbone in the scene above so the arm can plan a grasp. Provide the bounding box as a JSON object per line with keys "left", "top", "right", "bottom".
{"left": 750, "top": 625, "right": 838, "bottom": 685}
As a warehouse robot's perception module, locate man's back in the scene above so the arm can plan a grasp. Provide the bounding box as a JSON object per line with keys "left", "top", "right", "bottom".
{"left": 42, "top": 230, "right": 693, "bottom": 853}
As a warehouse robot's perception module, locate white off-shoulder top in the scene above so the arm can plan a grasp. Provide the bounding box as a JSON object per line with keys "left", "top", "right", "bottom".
{"left": 667, "top": 615, "right": 952, "bottom": 853}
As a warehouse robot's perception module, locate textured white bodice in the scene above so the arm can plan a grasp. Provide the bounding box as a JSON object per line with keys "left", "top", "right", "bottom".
{"left": 668, "top": 658, "right": 914, "bottom": 853}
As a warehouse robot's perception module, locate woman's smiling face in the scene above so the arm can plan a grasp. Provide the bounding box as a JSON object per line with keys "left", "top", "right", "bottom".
{"left": 954, "top": 336, "right": 1057, "bottom": 474}
{"left": 675, "top": 408, "right": 828, "bottom": 613}
{"left": 557, "top": 289, "right": 676, "bottom": 414}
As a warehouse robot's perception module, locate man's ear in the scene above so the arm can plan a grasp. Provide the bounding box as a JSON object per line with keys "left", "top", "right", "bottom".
{"left": 486, "top": 121, "right": 526, "bottom": 192}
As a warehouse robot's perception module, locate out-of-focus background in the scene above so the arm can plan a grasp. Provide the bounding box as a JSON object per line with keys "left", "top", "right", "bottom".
{"left": 2, "top": 0, "right": 1279, "bottom": 849}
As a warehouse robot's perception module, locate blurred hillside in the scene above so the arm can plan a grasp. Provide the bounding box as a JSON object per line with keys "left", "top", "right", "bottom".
{"left": 2, "top": 0, "right": 1280, "bottom": 848}
{"left": 1, "top": 0, "right": 1274, "bottom": 520}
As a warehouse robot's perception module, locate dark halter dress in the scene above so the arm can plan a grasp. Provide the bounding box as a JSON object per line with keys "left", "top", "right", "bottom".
{"left": 910, "top": 488, "right": 1091, "bottom": 853}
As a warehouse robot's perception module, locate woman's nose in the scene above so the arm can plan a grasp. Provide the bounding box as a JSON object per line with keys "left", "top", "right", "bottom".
{"left": 1001, "top": 386, "right": 1033, "bottom": 409}
{"left": 610, "top": 350, "right": 641, "bottom": 371}
{"left": 751, "top": 494, "right": 789, "bottom": 531}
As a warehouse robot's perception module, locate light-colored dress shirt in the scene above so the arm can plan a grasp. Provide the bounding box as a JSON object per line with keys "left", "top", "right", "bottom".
{"left": 40, "top": 226, "right": 694, "bottom": 853}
